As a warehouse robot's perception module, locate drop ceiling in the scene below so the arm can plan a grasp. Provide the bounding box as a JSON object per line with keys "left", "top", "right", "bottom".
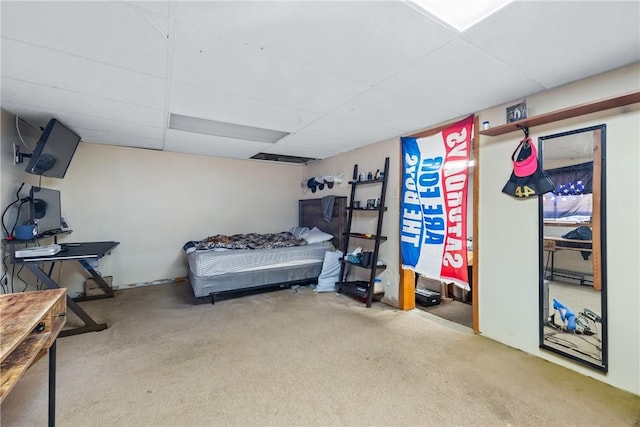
{"left": 1, "top": 1, "right": 638, "bottom": 163}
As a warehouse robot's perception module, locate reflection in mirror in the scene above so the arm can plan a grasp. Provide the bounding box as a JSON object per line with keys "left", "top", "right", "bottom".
{"left": 538, "top": 124, "right": 607, "bottom": 371}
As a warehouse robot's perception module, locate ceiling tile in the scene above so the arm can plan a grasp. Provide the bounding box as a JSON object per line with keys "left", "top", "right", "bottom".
{"left": 2, "top": 78, "right": 165, "bottom": 129}
{"left": 168, "top": 81, "right": 321, "bottom": 133}
{"left": 70, "top": 116, "right": 163, "bottom": 141}
{"left": 2, "top": 100, "right": 163, "bottom": 148}
{"left": 2, "top": 40, "right": 167, "bottom": 108}
{"left": 264, "top": 134, "right": 343, "bottom": 159}
{"left": 78, "top": 130, "right": 163, "bottom": 151}
{"left": 330, "top": 87, "right": 460, "bottom": 133}
{"left": 297, "top": 114, "right": 402, "bottom": 147}
{"left": 1, "top": 1, "right": 169, "bottom": 76}
{"left": 170, "top": 21, "right": 370, "bottom": 113}
{"left": 128, "top": 1, "right": 170, "bottom": 17}
{"left": 3, "top": 100, "right": 164, "bottom": 151}
{"left": 375, "top": 39, "right": 544, "bottom": 114}
{"left": 464, "top": 1, "right": 640, "bottom": 89}
{"left": 163, "top": 129, "right": 272, "bottom": 159}
{"left": 173, "top": 1, "right": 457, "bottom": 85}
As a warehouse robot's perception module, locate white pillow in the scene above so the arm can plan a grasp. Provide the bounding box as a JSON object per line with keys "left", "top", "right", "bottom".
{"left": 288, "top": 226, "right": 310, "bottom": 239}
{"left": 315, "top": 250, "right": 343, "bottom": 292}
{"left": 301, "top": 227, "right": 333, "bottom": 244}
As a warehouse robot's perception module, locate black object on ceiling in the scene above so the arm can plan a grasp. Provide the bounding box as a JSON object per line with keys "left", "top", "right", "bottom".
{"left": 251, "top": 152, "right": 318, "bottom": 165}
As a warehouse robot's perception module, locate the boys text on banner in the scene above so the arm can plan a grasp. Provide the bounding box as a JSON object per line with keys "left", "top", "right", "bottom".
{"left": 400, "top": 115, "right": 474, "bottom": 290}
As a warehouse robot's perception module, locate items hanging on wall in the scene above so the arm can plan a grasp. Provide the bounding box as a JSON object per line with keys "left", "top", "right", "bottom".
{"left": 502, "top": 127, "right": 554, "bottom": 199}
{"left": 301, "top": 172, "right": 344, "bottom": 193}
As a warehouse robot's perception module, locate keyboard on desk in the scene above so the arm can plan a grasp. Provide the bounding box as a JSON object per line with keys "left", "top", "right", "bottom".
{"left": 14, "top": 244, "right": 62, "bottom": 258}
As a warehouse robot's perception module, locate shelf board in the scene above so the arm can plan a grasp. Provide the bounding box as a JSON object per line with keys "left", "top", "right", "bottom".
{"left": 480, "top": 91, "right": 640, "bottom": 137}
{"left": 348, "top": 178, "right": 384, "bottom": 186}
{"left": 345, "top": 233, "right": 387, "bottom": 241}
{"left": 348, "top": 206, "right": 387, "bottom": 212}
{"left": 340, "top": 259, "right": 387, "bottom": 269}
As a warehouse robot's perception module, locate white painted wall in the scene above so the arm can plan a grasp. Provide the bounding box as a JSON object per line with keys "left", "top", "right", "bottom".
{"left": 476, "top": 63, "right": 640, "bottom": 395}
{"left": 1, "top": 110, "right": 43, "bottom": 288}
{"left": 1, "top": 111, "right": 303, "bottom": 296}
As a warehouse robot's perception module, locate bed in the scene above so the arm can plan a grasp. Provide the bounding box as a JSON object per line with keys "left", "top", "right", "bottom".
{"left": 185, "top": 196, "right": 347, "bottom": 303}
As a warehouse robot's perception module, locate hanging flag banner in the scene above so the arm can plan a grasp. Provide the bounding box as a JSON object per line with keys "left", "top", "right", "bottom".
{"left": 401, "top": 115, "right": 474, "bottom": 290}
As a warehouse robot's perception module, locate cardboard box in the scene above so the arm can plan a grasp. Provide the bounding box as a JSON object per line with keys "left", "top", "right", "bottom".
{"left": 84, "top": 276, "right": 113, "bottom": 296}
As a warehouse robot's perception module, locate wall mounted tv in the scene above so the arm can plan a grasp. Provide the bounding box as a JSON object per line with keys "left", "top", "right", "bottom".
{"left": 29, "top": 186, "right": 62, "bottom": 236}
{"left": 25, "top": 118, "right": 81, "bottom": 179}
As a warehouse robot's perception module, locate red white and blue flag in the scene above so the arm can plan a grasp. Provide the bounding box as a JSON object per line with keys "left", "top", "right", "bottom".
{"left": 400, "top": 115, "right": 474, "bottom": 290}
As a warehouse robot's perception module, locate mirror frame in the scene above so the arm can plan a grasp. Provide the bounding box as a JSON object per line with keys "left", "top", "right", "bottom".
{"left": 538, "top": 124, "right": 608, "bottom": 372}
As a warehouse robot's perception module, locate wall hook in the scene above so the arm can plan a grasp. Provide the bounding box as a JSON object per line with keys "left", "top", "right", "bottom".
{"left": 517, "top": 125, "right": 529, "bottom": 138}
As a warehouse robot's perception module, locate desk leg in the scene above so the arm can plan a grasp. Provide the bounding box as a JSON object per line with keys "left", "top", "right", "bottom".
{"left": 59, "top": 299, "right": 109, "bottom": 337}
{"left": 23, "top": 264, "right": 108, "bottom": 337}
{"left": 545, "top": 251, "right": 556, "bottom": 281}
{"left": 49, "top": 340, "right": 56, "bottom": 427}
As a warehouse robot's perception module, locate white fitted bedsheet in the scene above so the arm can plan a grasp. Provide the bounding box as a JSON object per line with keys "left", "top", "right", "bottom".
{"left": 188, "top": 242, "right": 333, "bottom": 277}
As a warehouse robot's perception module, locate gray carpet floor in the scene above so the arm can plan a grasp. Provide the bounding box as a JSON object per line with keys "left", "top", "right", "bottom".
{"left": 2, "top": 281, "right": 639, "bottom": 426}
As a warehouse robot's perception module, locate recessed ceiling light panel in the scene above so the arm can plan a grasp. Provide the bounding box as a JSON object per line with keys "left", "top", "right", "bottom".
{"left": 407, "top": 0, "right": 514, "bottom": 32}
{"left": 169, "top": 113, "right": 289, "bottom": 144}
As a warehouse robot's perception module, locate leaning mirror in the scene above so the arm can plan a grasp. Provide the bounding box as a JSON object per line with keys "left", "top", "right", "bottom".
{"left": 538, "top": 124, "right": 607, "bottom": 371}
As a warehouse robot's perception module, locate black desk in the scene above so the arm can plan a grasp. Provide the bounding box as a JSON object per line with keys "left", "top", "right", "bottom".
{"left": 11, "top": 241, "right": 120, "bottom": 337}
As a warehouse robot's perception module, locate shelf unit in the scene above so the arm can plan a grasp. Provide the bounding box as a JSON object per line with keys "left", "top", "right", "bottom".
{"left": 479, "top": 91, "right": 640, "bottom": 137}
{"left": 337, "top": 157, "right": 389, "bottom": 307}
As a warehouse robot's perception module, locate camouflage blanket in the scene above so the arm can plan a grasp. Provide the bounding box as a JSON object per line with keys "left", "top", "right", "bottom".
{"left": 194, "top": 232, "right": 307, "bottom": 251}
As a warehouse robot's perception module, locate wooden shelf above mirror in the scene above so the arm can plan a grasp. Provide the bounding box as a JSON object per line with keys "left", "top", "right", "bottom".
{"left": 480, "top": 91, "right": 640, "bottom": 137}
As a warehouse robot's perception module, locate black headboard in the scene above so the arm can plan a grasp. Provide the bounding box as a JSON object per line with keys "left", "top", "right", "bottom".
{"left": 299, "top": 197, "right": 347, "bottom": 251}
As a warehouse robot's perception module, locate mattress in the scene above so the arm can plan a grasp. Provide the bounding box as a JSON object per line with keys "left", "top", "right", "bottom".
{"left": 188, "top": 242, "right": 333, "bottom": 277}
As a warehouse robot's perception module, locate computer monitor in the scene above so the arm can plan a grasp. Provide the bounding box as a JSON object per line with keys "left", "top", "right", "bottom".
{"left": 29, "top": 186, "right": 62, "bottom": 236}
{"left": 25, "top": 118, "right": 81, "bottom": 179}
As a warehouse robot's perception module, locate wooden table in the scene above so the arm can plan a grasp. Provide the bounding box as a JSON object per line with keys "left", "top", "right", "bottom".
{"left": 544, "top": 235, "right": 593, "bottom": 252}
{"left": 543, "top": 236, "right": 594, "bottom": 287}
{"left": 1, "top": 289, "right": 67, "bottom": 426}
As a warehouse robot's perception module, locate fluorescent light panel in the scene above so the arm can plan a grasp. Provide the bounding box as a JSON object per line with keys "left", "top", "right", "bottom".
{"left": 409, "top": 0, "right": 514, "bottom": 32}
{"left": 169, "top": 113, "right": 289, "bottom": 143}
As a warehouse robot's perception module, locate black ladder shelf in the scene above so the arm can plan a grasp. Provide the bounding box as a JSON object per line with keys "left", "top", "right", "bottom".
{"left": 337, "top": 157, "right": 389, "bottom": 307}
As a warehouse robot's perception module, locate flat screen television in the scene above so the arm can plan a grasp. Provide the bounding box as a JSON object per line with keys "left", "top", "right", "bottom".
{"left": 25, "top": 118, "right": 81, "bottom": 179}
{"left": 29, "top": 186, "right": 62, "bottom": 236}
